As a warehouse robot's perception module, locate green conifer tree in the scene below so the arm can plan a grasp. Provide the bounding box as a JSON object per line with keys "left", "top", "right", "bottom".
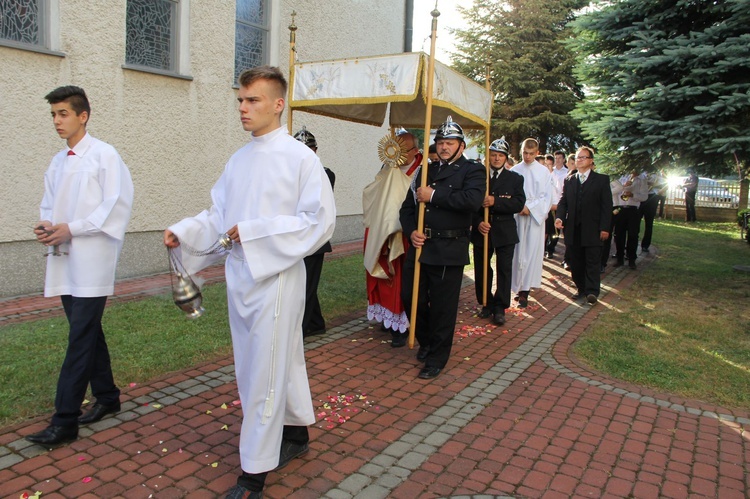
{"left": 569, "top": 0, "right": 749, "bottom": 176}
{"left": 452, "top": 0, "right": 587, "bottom": 157}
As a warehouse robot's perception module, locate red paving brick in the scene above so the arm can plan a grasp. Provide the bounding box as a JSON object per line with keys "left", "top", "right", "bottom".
{"left": 2, "top": 242, "right": 749, "bottom": 498}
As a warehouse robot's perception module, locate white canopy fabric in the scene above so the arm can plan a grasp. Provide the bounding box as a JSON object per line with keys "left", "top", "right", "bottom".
{"left": 290, "top": 52, "right": 492, "bottom": 130}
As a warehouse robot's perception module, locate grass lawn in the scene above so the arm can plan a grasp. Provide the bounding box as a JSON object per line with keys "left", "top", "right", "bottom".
{"left": 573, "top": 220, "right": 750, "bottom": 409}
{"left": 0, "top": 255, "right": 367, "bottom": 428}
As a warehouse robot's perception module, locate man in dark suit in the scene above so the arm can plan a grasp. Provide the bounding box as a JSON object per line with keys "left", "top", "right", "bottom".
{"left": 400, "top": 116, "right": 485, "bottom": 379}
{"left": 471, "top": 137, "right": 525, "bottom": 325}
{"left": 555, "top": 147, "right": 612, "bottom": 305}
{"left": 294, "top": 127, "right": 336, "bottom": 337}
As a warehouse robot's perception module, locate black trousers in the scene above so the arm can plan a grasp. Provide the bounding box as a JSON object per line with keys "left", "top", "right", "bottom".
{"left": 545, "top": 210, "right": 559, "bottom": 254}
{"left": 239, "top": 425, "right": 309, "bottom": 491}
{"left": 685, "top": 191, "right": 697, "bottom": 221}
{"left": 569, "top": 230, "right": 603, "bottom": 296}
{"left": 302, "top": 253, "right": 325, "bottom": 335}
{"left": 613, "top": 206, "right": 640, "bottom": 263}
{"left": 402, "top": 260, "right": 463, "bottom": 369}
{"left": 639, "top": 194, "right": 659, "bottom": 250}
{"left": 473, "top": 242, "right": 514, "bottom": 313}
{"left": 601, "top": 212, "right": 617, "bottom": 267}
{"left": 53, "top": 295, "right": 119, "bottom": 427}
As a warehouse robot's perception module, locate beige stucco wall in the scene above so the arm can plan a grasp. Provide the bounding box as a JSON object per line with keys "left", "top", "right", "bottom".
{"left": 0, "top": 0, "right": 406, "bottom": 297}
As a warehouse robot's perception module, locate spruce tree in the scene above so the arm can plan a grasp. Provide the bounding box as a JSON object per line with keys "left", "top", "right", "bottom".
{"left": 569, "top": 0, "right": 750, "bottom": 176}
{"left": 452, "top": 0, "right": 587, "bottom": 157}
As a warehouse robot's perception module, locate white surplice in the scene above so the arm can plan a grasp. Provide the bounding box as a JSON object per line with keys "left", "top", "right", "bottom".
{"left": 169, "top": 127, "right": 336, "bottom": 474}
{"left": 510, "top": 160, "right": 554, "bottom": 293}
{"left": 40, "top": 133, "right": 134, "bottom": 297}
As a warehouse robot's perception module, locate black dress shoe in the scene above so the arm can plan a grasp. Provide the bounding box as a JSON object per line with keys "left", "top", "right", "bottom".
{"left": 629, "top": 261, "right": 637, "bottom": 270}
{"left": 493, "top": 312, "right": 506, "bottom": 325}
{"left": 418, "top": 366, "right": 442, "bottom": 379}
{"left": 477, "top": 306, "right": 492, "bottom": 319}
{"left": 226, "top": 483, "right": 263, "bottom": 499}
{"left": 416, "top": 345, "right": 430, "bottom": 362}
{"left": 275, "top": 440, "right": 309, "bottom": 470}
{"left": 613, "top": 260, "right": 624, "bottom": 267}
{"left": 586, "top": 294, "right": 598, "bottom": 305}
{"left": 571, "top": 292, "right": 583, "bottom": 301}
{"left": 25, "top": 424, "right": 78, "bottom": 446}
{"left": 79, "top": 401, "right": 120, "bottom": 425}
{"left": 391, "top": 333, "right": 407, "bottom": 348}
{"left": 518, "top": 292, "right": 529, "bottom": 308}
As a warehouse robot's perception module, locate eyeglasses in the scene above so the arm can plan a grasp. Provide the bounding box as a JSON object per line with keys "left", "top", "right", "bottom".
{"left": 575, "top": 156, "right": 592, "bottom": 160}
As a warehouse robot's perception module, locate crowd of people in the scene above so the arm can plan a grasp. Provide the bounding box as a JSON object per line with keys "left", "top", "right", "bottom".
{"left": 27, "top": 66, "right": 675, "bottom": 498}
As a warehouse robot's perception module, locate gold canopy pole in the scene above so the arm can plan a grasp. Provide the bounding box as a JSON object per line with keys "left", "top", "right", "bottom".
{"left": 481, "top": 61, "right": 491, "bottom": 307}
{"left": 408, "top": 3, "right": 440, "bottom": 350}
{"left": 286, "top": 11, "right": 297, "bottom": 133}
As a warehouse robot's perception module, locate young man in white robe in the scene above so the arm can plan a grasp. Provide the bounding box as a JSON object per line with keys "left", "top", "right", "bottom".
{"left": 26, "top": 86, "right": 134, "bottom": 446}
{"left": 510, "top": 138, "right": 554, "bottom": 307}
{"left": 164, "top": 66, "right": 335, "bottom": 499}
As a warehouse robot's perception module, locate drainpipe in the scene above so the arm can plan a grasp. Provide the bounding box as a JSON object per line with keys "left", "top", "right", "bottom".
{"left": 404, "top": 0, "right": 414, "bottom": 52}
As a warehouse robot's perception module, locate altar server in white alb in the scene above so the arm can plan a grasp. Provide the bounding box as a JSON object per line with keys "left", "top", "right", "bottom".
{"left": 510, "top": 138, "right": 554, "bottom": 308}
{"left": 164, "top": 66, "right": 335, "bottom": 499}
{"left": 26, "top": 86, "right": 133, "bottom": 447}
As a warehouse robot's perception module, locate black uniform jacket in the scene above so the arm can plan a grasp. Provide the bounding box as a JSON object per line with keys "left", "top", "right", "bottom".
{"left": 400, "top": 155, "right": 486, "bottom": 266}
{"left": 470, "top": 167, "right": 526, "bottom": 249}
{"left": 555, "top": 170, "right": 613, "bottom": 247}
{"left": 310, "top": 167, "right": 336, "bottom": 255}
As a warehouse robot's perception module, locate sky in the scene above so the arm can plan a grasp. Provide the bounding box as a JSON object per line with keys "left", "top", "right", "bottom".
{"left": 411, "top": 0, "right": 469, "bottom": 64}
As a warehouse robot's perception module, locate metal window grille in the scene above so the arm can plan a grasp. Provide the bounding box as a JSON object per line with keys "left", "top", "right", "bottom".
{"left": 0, "top": 0, "right": 47, "bottom": 47}
{"left": 234, "top": 0, "right": 268, "bottom": 84}
{"left": 126, "top": 0, "right": 176, "bottom": 71}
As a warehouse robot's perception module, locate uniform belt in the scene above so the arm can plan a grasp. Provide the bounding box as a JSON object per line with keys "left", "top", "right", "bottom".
{"left": 424, "top": 228, "right": 470, "bottom": 239}
{"left": 615, "top": 205, "right": 637, "bottom": 209}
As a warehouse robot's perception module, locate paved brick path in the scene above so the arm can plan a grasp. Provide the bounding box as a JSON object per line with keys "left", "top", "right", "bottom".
{"left": 1, "top": 242, "right": 748, "bottom": 498}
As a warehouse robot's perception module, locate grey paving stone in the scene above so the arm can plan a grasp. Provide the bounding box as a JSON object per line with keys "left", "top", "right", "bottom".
{"left": 370, "top": 454, "right": 397, "bottom": 468}
{"left": 355, "top": 485, "right": 390, "bottom": 499}
{"left": 174, "top": 379, "right": 200, "bottom": 389}
{"left": 358, "top": 463, "right": 384, "bottom": 477}
{"left": 19, "top": 445, "right": 48, "bottom": 459}
{"left": 324, "top": 489, "right": 352, "bottom": 499}
{"left": 382, "top": 441, "right": 411, "bottom": 458}
{"left": 0, "top": 446, "right": 9, "bottom": 457}
{"left": 375, "top": 472, "right": 404, "bottom": 488}
{"left": 337, "top": 473, "right": 371, "bottom": 494}
{"left": 185, "top": 384, "right": 212, "bottom": 396}
{"left": 160, "top": 386, "right": 179, "bottom": 395}
{"left": 88, "top": 417, "right": 122, "bottom": 432}
{"left": 397, "top": 451, "right": 428, "bottom": 470}
{"left": 424, "top": 431, "right": 451, "bottom": 447}
{"left": 157, "top": 395, "right": 180, "bottom": 405}
{"left": 116, "top": 411, "right": 139, "bottom": 422}
{"left": 7, "top": 438, "right": 32, "bottom": 451}
{"left": 0, "top": 453, "right": 23, "bottom": 470}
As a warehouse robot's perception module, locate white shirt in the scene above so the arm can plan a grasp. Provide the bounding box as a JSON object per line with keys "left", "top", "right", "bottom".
{"left": 40, "top": 133, "right": 134, "bottom": 297}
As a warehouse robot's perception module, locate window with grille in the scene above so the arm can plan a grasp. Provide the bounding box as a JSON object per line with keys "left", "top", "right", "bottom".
{"left": 1, "top": 0, "right": 47, "bottom": 49}
{"left": 126, "top": 0, "right": 177, "bottom": 72}
{"left": 234, "top": 0, "right": 269, "bottom": 84}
